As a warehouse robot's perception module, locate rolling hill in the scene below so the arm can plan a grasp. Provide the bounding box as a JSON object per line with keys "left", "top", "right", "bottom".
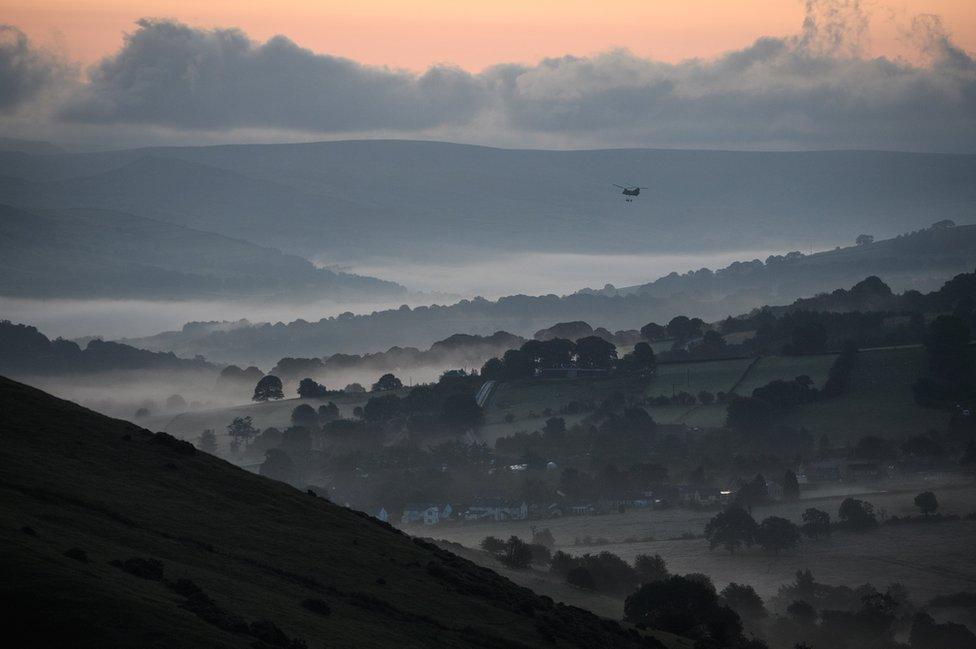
{"left": 0, "top": 203, "right": 404, "bottom": 300}
{"left": 0, "top": 375, "right": 664, "bottom": 649}
{"left": 0, "top": 141, "right": 973, "bottom": 263}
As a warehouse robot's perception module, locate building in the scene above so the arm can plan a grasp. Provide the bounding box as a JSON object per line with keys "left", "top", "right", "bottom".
{"left": 401, "top": 503, "right": 452, "bottom": 526}
{"left": 374, "top": 507, "right": 389, "bottom": 523}
{"left": 462, "top": 498, "right": 528, "bottom": 521}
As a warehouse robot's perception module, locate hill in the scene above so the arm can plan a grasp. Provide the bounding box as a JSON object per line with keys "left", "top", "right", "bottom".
{"left": 0, "top": 375, "right": 663, "bottom": 649}
{"left": 0, "top": 203, "right": 404, "bottom": 300}
{"left": 0, "top": 141, "right": 973, "bottom": 263}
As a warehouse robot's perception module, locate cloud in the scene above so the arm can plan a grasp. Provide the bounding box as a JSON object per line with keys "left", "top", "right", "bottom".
{"left": 60, "top": 19, "right": 485, "bottom": 132}
{"left": 0, "top": 25, "right": 72, "bottom": 113}
{"left": 8, "top": 1, "right": 976, "bottom": 151}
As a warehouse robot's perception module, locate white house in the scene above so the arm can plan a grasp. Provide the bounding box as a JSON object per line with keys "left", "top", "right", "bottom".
{"left": 374, "top": 507, "right": 389, "bottom": 523}
{"left": 463, "top": 498, "right": 528, "bottom": 521}
{"left": 401, "top": 503, "right": 452, "bottom": 525}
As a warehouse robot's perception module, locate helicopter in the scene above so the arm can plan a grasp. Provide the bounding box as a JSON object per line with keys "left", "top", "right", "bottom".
{"left": 613, "top": 184, "right": 647, "bottom": 202}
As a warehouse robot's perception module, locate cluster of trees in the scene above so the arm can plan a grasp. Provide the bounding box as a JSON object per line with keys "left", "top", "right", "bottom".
{"left": 550, "top": 550, "right": 671, "bottom": 597}
{"left": 480, "top": 535, "right": 549, "bottom": 568}
{"left": 481, "top": 337, "right": 656, "bottom": 380}
{"left": 704, "top": 506, "right": 801, "bottom": 555}
{"left": 913, "top": 314, "right": 975, "bottom": 408}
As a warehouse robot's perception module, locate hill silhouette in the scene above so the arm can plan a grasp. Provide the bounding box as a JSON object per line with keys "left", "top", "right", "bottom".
{"left": 0, "top": 375, "right": 662, "bottom": 649}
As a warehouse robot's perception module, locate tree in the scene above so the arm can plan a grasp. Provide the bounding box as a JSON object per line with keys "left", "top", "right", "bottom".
{"left": 621, "top": 341, "right": 656, "bottom": 373}
{"left": 543, "top": 417, "right": 566, "bottom": 436}
{"left": 500, "top": 536, "right": 533, "bottom": 569}
{"left": 197, "top": 429, "right": 217, "bottom": 454}
{"left": 914, "top": 491, "right": 938, "bottom": 515}
{"left": 624, "top": 575, "right": 741, "bottom": 641}
{"left": 910, "top": 611, "right": 976, "bottom": 649}
{"left": 801, "top": 508, "right": 831, "bottom": 539}
{"left": 480, "top": 357, "right": 505, "bottom": 381}
{"left": 252, "top": 375, "right": 284, "bottom": 402}
{"left": 634, "top": 554, "right": 669, "bottom": 584}
{"left": 574, "top": 335, "right": 617, "bottom": 369}
{"left": 704, "top": 506, "right": 758, "bottom": 554}
{"left": 290, "top": 404, "right": 319, "bottom": 429}
{"left": 783, "top": 469, "right": 800, "bottom": 501}
{"left": 226, "top": 416, "right": 257, "bottom": 446}
{"left": 441, "top": 393, "right": 482, "bottom": 431}
{"left": 371, "top": 373, "right": 403, "bottom": 392}
{"left": 855, "top": 234, "right": 874, "bottom": 246}
{"left": 757, "top": 516, "right": 801, "bottom": 554}
{"left": 363, "top": 394, "right": 401, "bottom": 421}
{"left": 787, "top": 600, "right": 817, "bottom": 626}
{"left": 260, "top": 449, "right": 297, "bottom": 485}
{"left": 720, "top": 583, "right": 766, "bottom": 622}
{"left": 480, "top": 536, "right": 505, "bottom": 555}
{"left": 838, "top": 497, "right": 877, "bottom": 530}
{"left": 344, "top": 382, "right": 365, "bottom": 393}
{"left": 567, "top": 567, "right": 596, "bottom": 590}
{"left": 297, "top": 378, "right": 328, "bottom": 399}
{"left": 698, "top": 390, "right": 715, "bottom": 405}
{"left": 640, "top": 322, "right": 667, "bottom": 341}
{"left": 317, "top": 402, "right": 339, "bottom": 422}
{"left": 726, "top": 396, "right": 772, "bottom": 433}
{"left": 666, "top": 315, "right": 704, "bottom": 342}
{"left": 914, "top": 314, "right": 974, "bottom": 407}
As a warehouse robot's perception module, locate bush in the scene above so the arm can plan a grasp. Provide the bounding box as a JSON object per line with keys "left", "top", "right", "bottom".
{"left": 704, "top": 506, "right": 758, "bottom": 553}
{"left": 634, "top": 554, "right": 669, "bottom": 584}
{"left": 756, "top": 516, "right": 801, "bottom": 554}
{"left": 567, "top": 567, "right": 595, "bottom": 590}
{"left": 838, "top": 498, "right": 878, "bottom": 531}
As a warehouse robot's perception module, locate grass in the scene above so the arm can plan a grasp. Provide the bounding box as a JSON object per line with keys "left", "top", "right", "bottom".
{"left": 773, "top": 346, "right": 946, "bottom": 441}
{"left": 0, "top": 376, "right": 658, "bottom": 649}
{"left": 735, "top": 354, "right": 838, "bottom": 395}
{"left": 432, "top": 478, "right": 976, "bottom": 606}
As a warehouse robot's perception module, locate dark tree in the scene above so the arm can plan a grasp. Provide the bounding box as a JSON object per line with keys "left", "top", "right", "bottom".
{"left": 634, "top": 553, "right": 669, "bottom": 584}
{"left": 317, "top": 402, "right": 339, "bottom": 422}
{"left": 801, "top": 508, "right": 831, "bottom": 539}
{"left": 783, "top": 470, "right": 800, "bottom": 501}
{"left": 480, "top": 357, "right": 505, "bottom": 381}
{"left": 666, "top": 315, "right": 704, "bottom": 342}
{"left": 838, "top": 497, "right": 878, "bottom": 530}
{"left": 543, "top": 417, "right": 566, "bottom": 436}
{"left": 914, "top": 314, "right": 974, "bottom": 407}
{"left": 704, "top": 506, "right": 758, "bottom": 554}
{"left": 567, "top": 567, "right": 596, "bottom": 590}
{"left": 726, "top": 396, "right": 772, "bottom": 433}
{"left": 363, "top": 394, "right": 401, "bottom": 421}
{"left": 621, "top": 341, "right": 657, "bottom": 373}
{"left": 297, "top": 378, "right": 328, "bottom": 399}
{"left": 910, "top": 611, "right": 976, "bottom": 649}
{"left": 253, "top": 375, "right": 284, "bottom": 402}
{"left": 574, "top": 336, "right": 617, "bottom": 369}
{"left": 441, "top": 393, "right": 483, "bottom": 431}
{"left": 480, "top": 536, "right": 505, "bottom": 555}
{"left": 344, "top": 382, "right": 366, "bottom": 393}
{"left": 914, "top": 491, "right": 938, "bottom": 515}
{"left": 197, "top": 429, "right": 217, "bottom": 454}
{"left": 371, "top": 373, "right": 403, "bottom": 392}
{"left": 640, "top": 322, "right": 667, "bottom": 341}
{"left": 787, "top": 600, "right": 817, "bottom": 626}
{"left": 698, "top": 390, "right": 715, "bottom": 405}
{"left": 855, "top": 234, "right": 874, "bottom": 245}
{"left": 226, "top": 416, "right": 257, "bottom": 446}
{"left": 720, "top": 582, "right": 766, "bottom": 621}
{"left": 260, "top": 449, "right": 297, "bottom": 484}
{"left": 757, "top": 516, "right": 801, "bottom": 554}
{"left": 500, "top": 536, "right": 533, "bottom": 569}
{"left": 290, "top": 403, "right": 319, "bottom": 429}
{"left": 624, "top": 575, "right": 741, "bottom": 641}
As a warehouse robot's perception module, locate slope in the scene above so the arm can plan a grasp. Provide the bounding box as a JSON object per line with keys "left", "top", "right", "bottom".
{"left": 0, "top": 376, "right": 661, "bottom": 649}
{"left": 0, "top": 203, "right": 403, "bottom": 300}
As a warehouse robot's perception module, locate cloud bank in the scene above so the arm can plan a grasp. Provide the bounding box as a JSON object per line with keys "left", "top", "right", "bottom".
{"left": 1, "top": 1, "right": 974, "bottom": 150}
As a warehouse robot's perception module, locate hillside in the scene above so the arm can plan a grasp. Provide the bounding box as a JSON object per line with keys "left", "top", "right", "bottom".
{"left": 0, "top": 141, "right": 972, "bottom": 263}
{"left": 0, "top": 375, "right": 663, "bottom": 649}
{"left": 0, "top": 203, "right": 404, "bottom": 300}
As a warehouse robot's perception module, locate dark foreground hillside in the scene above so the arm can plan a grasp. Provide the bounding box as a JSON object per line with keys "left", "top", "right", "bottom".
{"left": 0, "top": 376, "right": 660, "bottom": 649}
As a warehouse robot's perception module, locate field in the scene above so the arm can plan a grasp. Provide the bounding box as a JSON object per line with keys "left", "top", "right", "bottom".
{"left": 428, "top": 477, "right": 976, "bottom": 614}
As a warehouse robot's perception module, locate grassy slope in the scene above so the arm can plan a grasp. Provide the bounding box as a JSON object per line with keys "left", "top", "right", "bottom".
{"left": 0, "top": 376, "right": 661, "bottom": 649}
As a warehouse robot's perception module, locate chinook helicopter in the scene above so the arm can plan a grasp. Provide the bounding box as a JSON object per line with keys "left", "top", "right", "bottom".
{"left": 613, "top": 184, "right": 647, "bottom": 202}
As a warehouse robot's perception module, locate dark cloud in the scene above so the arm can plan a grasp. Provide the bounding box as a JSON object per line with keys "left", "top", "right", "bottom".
{"left": 9, "top": 1, "right": 976, "bottom": 151}
{"left": 0, "top": 25, "right": 70, "bottom": 113}
{"left": 60, "top": 19, "right": 485, "bottom": 131}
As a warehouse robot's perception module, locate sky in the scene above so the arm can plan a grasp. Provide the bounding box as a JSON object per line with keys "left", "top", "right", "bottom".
{"left": 9, "top": 0, "right": 975, "bottom": 71}
{"left": 1, "top": 0, "right": 974, "bottom": 150}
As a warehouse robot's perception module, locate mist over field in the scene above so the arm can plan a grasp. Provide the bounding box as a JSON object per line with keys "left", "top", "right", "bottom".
{"left": 3, "top": 1, "right": 976, "bottom": 648}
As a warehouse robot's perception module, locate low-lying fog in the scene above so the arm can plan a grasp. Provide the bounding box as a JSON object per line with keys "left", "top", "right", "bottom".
{"left": 2, "top": 249, "right": 775, "bottom": 341}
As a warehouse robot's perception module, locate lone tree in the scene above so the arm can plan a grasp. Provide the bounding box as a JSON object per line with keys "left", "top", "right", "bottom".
{"left": 838, "top": 497, "right": 878, "bottom": 530}
{"left": 297, "top": 378, "right": 328, "bottom": 399}
{"left": 500, "top": 536, "right": 534, "bottom": 569}
{"left": 197, "top": 429, "right": 217, "bottom": 454}
{"left": 371, "top": 373, "right": 403, "bottom": 392}
{"left": 757, "top": 516, "right": 801, "bottom": 554}
{"left": 914, "top": 491, "right": 939, "bottom": 516}
{"left": 801, "top": 508, "right": 831, "bottom": 539}
{"left": 253, "top": 375, "right": 284, "bottom": 402}
{"left": 290, "top": 404, "right": 319, "bottom": 429}
{"left": 855, "top": 234, "right": 875, "bottom": 246}
{"left": 783, "top": 469, "right": 801, "bottom": 501}
{"left": 704, "top": 506, "right": 758, "bottom": 554}
{"left": 226, "top": 416, "right": 257, "bottom": 447}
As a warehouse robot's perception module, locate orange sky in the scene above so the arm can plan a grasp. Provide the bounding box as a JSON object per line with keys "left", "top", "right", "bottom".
{"left": 6, "top": 0, "right": 975, "bottom": 70}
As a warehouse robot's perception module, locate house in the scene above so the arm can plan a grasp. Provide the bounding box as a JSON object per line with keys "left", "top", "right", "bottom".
{"left": 798, "top": 460, "right": 843, "bottom": 483}
{"left": 401, "top": 503, "right": 452, "bottom": 526}
{"left": 463, "top": 498, "right": 528, "bottom": 521}
{"left": 766, "top": 481, "right": 784, "bottom": 502}
{"left": 567, "top": 503, "right": 595, "bottom": 516}
{"left": 374, "top": 507, "right": 389, "bottom": 523}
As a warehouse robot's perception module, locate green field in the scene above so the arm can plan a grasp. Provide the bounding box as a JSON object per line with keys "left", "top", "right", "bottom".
{"left": 735, "top": 353, "right": 838, "bottom": 394}
{"left": 432, "top": 478, "right": 976, "bottom": 606}
{"left": 774, "top": 346, "right": 947, "bottom": 441}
